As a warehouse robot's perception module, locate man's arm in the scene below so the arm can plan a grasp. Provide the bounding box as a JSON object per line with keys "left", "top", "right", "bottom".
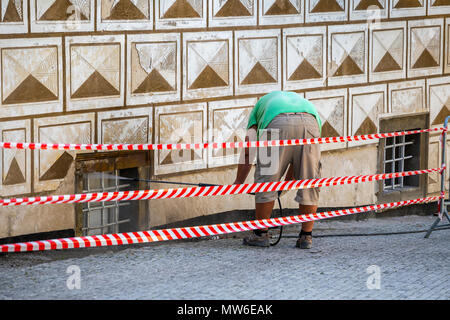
{"left": 233, "top": 125, "right": 257, "bottom": 185}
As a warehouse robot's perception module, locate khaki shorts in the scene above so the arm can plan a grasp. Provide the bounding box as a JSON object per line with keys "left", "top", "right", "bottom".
{"left": 254, "top": 113, "right": 322, "bottom": 205}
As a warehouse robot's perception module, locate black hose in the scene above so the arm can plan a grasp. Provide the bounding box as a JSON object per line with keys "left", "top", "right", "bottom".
{"left": 281, "top": 226, "right": 450, "bottom": 238}
{"left": 269, "top": 196, "right": 284, "bottom": 246}
{"left": 90, "top": 172, "right": 219, "bottom": 187}
{"left": 86, "top": 173, "right": 448, "bottom": 242}
{"left": 97, "top": 172, "right": 286, "bottom": 245}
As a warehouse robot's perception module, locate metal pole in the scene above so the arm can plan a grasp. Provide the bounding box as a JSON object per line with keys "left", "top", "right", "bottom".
{"left": 425, "top": 116, "right": 450, "bottom": 238}
{"left": 439, "top": 117, "right": 447, "bottom": 218}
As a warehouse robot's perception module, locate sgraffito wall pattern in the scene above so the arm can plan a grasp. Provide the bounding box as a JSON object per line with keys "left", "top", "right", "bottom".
{"left": 0, "top": 0, "right": 449, "bottom": 232}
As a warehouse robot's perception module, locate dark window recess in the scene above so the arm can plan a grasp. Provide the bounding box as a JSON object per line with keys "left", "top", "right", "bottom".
{"left": 75, "top": 151, "right": 150, "bottom": 237}
{"left": 81, "top": 168, "right": 140, "bottom": 236}
{"left": 383, "top": 132, "right": 421, "bottom": 191}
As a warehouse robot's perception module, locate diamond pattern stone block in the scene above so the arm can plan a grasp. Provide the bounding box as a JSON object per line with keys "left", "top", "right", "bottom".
{"left": 306, "top": 0, "right": 348, "bottom": 22}
{"left": 428, "top": 0, "right": 450, "bottom": 15}
{"left": 155, "top": 0, "right": 206, "bottom": 29}
{"left": 0, "top": 38, "right": 63, "bottom": 118}
{"left": 183, "top": 31, "right": 233, "bottom": 101}
{"left": 369, "top": 21, "right": 406, "bottom": 82}
{"left": 209, "top": 0, "right": 256, "bottom": 27}
{"left": 305, "top": 88, "right": 348, "bottom": 151}
{"left": 208, "top": 98, "right": 256, "bottom": 167}
{"left": 66, "top": 35, "right": 125, "bottom": 111}
{"left": 97, "top": 107, "right": 152, "bottom": 144}
{"left": 389, "top": 80, "right": 426, "bottom": 115}
{"left": 154, "top": 103, "right": 207, "bottom": 175}
{"left": 0, "top": 0, "right": 28, "bottom": 33}
{"left": 389, "top": 0, "right": 425, "bottom": 18}
{"left": 259, "top": 0, "right": 304, "bottom": 25}
{"left": 350, "top": 0, "right": 387, "bottom": 21}
{"left": 0, "top": 119, "right": 31, "bottom": 196}
{"left": 408, "top": 18, "right": 443, "bottom": 78}
{"left": 31, "top": 0, "right": 94, "bottom": 32}
{"left": 235, "top": 29, "right": 281, "bottom": 95}
{"left": 127, "top": 33, "right": 180, "bottom": 105}
{"left": 283, "top": 26, "right": 326, "bottom": 90}
{"left": 427, "top": 76, "right": 450, "bottom": 127}
{"left": 349, "top": 84, "right": 387, "bottom": 147}
{"left": 328, "top": 24, "right": 368, "bottom": 86}
{"left": 97, "top": 0, "right": 152, "bottom": 31}
{"left": 33, "top": 113, "right": 94, "bottom": 192}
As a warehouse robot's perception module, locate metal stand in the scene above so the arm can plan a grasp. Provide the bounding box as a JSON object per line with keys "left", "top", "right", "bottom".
{"left": 425, "top": 116, "right": 450, "bottom": 238}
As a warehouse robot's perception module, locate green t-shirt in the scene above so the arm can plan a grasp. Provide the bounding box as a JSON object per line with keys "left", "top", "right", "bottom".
{"left": 247, "top": 91, "right": 322, "bottom": 136}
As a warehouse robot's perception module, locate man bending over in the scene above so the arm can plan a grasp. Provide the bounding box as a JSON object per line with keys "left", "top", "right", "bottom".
{"left": 233, "top": 91, "right": 322, "bottom": 249}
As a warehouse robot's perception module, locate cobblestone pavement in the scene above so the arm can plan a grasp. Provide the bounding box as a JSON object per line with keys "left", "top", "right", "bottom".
{"left": 0, "top": 215, "right": 449, "bottom": 300}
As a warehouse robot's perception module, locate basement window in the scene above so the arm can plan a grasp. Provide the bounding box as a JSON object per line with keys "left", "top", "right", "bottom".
{"left": 383, "top": 133, "right": 420, "bottom": 191}
{"left": 75, "top": 151, "right": 150, "bottom": 237}
{"left": 81, "top": 169, "right": 135, "bottom": 236}
{"left": 377, "top": 113, "right": 429, "bottom": 203}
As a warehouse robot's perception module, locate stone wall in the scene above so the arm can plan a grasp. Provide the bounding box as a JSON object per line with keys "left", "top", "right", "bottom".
{"left": 0, "top": 0, "right": 449, "bottom": 236}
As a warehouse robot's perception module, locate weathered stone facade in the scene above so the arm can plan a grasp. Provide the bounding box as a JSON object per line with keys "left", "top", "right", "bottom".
{"left": 0, "top": 0, "right": 449, "bottom": 238}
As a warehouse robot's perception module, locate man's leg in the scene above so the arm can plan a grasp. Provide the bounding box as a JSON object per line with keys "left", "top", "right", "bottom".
{"left": 255, "top": 201, "right": 276, "bottom": 231}
{"left": 284, "top": 164, "right": 318, "bottom": 232}
{"left": 244, "top": 116, "right": 291, "bottom": 247}
{"left": 242, "top": 200, "right": 275, "bottom": 247}
{"left": 299, "top": 205, "right": 318, "bottom": 232}
{"left": 296, "top": 204, "right": 318, "bottom": 249}
{"left": 292, "top": 114, "right": 321, "bottom": 249}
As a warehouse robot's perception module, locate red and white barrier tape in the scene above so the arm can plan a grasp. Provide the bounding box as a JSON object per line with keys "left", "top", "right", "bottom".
{"left": 0, "top": 167, "right": 442, "bottom": 206}
{"left": 0, "top": 195, "right": 440, "bottom": 253}
{"left": 0, "top": 127, "right": 445, "bottom": 151}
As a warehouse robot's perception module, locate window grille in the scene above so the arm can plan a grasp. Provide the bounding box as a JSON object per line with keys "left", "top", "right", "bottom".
{"left": 81, "top": 170, "right": 131, "bottom": 236}
{"left": 383, "top": 133, "right": 420, "bottom": 191}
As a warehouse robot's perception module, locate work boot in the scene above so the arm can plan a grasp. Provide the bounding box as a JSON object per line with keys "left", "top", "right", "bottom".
{"left": 296, "top": 235, "right": 312, "bottom": 249}
{"left": 243, "top": 230, "right": 270, "bottom": 247}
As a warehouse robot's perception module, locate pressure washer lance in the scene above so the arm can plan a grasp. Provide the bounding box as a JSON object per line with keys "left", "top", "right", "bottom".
{"left": 92, "top": 172, "right": 284, "bottom": 246}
